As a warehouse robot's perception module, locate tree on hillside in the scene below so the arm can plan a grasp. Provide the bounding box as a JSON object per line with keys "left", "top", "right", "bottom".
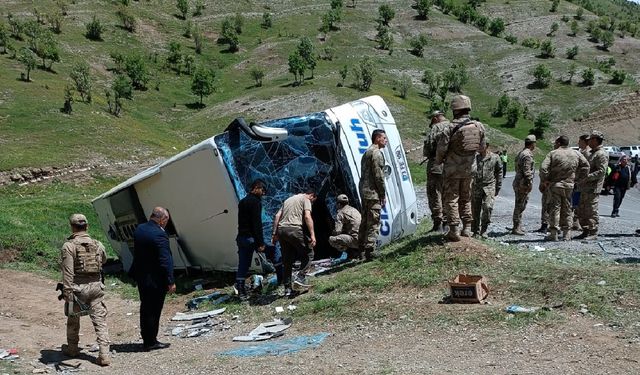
{"left": 409, "top": 34, "right": 428, "bottom": 57}
{"left": 566, "top": 62, "right": 577, "bottom": 83}
{"left": 194, "top": 0, "right": 205, "bottom": 16}
{"left": 353, "top": 56, "right": 375, "bottom": 91}
{"left": 376, "top": 24, "right": 393, "bottom": 52}
{"left": 183, "top": 54, "right": 195, "bottom": 75}
{"left": 457, "top": 5, "right": 477, "bottom": 24}
{"left": 581, "top": 67, "right": 595, "bottom": 86}
{"left": 548, "top": 22, "right": 559, "bottom": 36}
{"left": 566, "top": 45, "right": 578, "bottom": 59}
{"left": 183, "top": 20, "right": 192, "bottom": 38}
{"left": 124, "top": 54, "right": 150, "bottom": 89}
{"left": 475, "top": 15, "right": 489, "bottom": 31}
{"left": 321, "top": 9, "right": 341, "bottom": 33}
{"left": 8, "top": 14, "right": 25, "bottom": 40}
{"left": 116, "top": 6, "right": 136, "bottom": 32}
{"left": 505, "top": 100, "right": 522, "bottom": 127}
{"left": 505, "top": 34, "right": 517, "bottom": 44}
{"left": 575, "top": 7, "right": 583, "bottom": 20}
{"left": 492, "top": 93, "right": 510, "bottom": 117}
{"left": 234, "top": 13, "right": 244, "bottom": 34}
{"left": 191, "top": 67, "right": 216, "bottom": 105}
{"left": 18, "top": 47, "right": 37, "bottom": 81}
{"left": 107, "top": 74, "right": 133, "bottom": 117}
{"left": 610, "top": 69, "right": 626, "bottom": 84}
{"left": 532, "top": 111, "right": 552, "bottom": 139}
{"left": 176, "top": 0, "right": 189, "bottom": 20}
{"left": 378, "top": 4, "right": 395, "bottom": 26}
{"left": 70, "top": 62, "right": 92, "bottom": 103}
{"left": 540, "top": 39, "right": 555, "bottom": 58}
{"left": 550, "top": 0, "right": 559, "bottom": 13}
{"left": 297, "top": 37, "right": 317, "bottom": 78}
{"left": 61, "top": 84, "right": 74, "bottom": 114}
{"left": 288, "top": 51, "right": 306, "bottom": 85}
{"left": 570, "top": 20, "right": 579, "bottom": 36}
{"left": 444, "top": 62, "right": 468, "bottom": 93}
{"left": 532, "top": 63, "right": 552, "bottom": 88}
{"left": 221, "top": 18, "right": 239, "bottom": 52}
{"left": 47, "top": 9, "right": 64, "bottom": 34}
{"left": 0, "top": 23, "right": 11, "bottom": 53}
{"left": 339, "top": 64, "right": 348, "bottom": 86}
{"left": 261, "top": 13, "right": 273, "bottom": 29}
{"left": 488, "top": 18, "right": 505, "bottom": 37}
{"left": 397, "top": 74, "right": 412, "bottom": 99}
{"left": 193, "top": 26, "right": 204, "bottom": 54}
{"left": 601, "top": 30, "right": 614, "bottom": 50}
{"left": 415, "top": 0, "right": 433, "bottom": 20}
{"left": 33, "top": 30, "right": 60, "bottom": 70}
{"left": 85, "top": 15, "right": 104, "bottom": 41}
{"left": 167, "top": 41, "right": 182, "bottom": 73}
{"left": 250, "top": 67, "right": 265, "bottom": 87}
{"left": 468, "top": 0, "right": 486, "bottom": 9}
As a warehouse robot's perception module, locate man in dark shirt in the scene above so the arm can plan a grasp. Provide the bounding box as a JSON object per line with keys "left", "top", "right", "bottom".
{"left": 131, "top": 206, "right": 175, "bottom": 351}
{"left": 235, "top": 179, "right": 267, "bottom": 300}
{"left": 608, "top": 156, "right": 637, "bottom": 217}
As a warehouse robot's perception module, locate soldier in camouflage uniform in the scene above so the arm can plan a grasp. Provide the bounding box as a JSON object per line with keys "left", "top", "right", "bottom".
{"left": 60, "top": 214, "right": 110, "bottom": 366}
{"left": 536, "top": 140, "right": 562, "bottom": 234}
{"left": 511, "top": 135, "right": 537, "bottom": 235}
{"left": 358, "top": 129, "right": 387, "bottom": 260}
{"left": 435, "top": 95, "right": 485, "bottom": 241}
{"left": 423, "top": 110, "right": 450, "bottom": 232}
{"left": 572, "top": 134, "right": 591, "bottom": 230}
{"left": 329, "top": 194, "right": 362, "bottom": 259}
{"left": 472, "top": 142, "right": 502, "bottom": 238}
{"left": 539, "top": 136, "right": 590, "bottom": 241}
{"left": 575, "top": 130, "right": 609, "bottom": 240}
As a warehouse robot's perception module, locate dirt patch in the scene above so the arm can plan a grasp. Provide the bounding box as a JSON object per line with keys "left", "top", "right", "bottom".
{"left": 0, "top": 248, "right": 19, "bottom": 264}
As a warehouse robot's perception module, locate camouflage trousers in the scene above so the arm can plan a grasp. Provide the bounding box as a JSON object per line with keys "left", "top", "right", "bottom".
{"left": 471, "top": 185, "right": 496, "bottom": 233}
{"left": 540, "top": 190, "right": 549, "bottom": 225}
{"left": 546, "top": 186, "right": 573, "bottom": 231}
{"left": 358, "top": 199, "right": 381, "bottom": 250}
{"left": 329, "top": 234, "right": 358, "bottom": 251}
{"left": 426, "top": 172, "right": 444, "bottom": 222}
{"left": 67, "top": 281, "right": 109, "bottom": 348}
{"left": 443, "top": 178, "right": 473, "bottom": 227}
{"left": 577, "top": 192, "right": 600, "bottom": 231}
{"left": 512, "top": 182, "right": 531, "bottom": 226}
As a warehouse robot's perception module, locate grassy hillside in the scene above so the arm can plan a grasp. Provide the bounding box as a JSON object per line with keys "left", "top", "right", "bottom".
{"left": 1, "top": 0, "right": 640, "bottom": 268}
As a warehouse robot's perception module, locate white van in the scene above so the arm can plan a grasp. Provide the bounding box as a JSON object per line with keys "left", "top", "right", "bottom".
{"left": 92, "top": 96, "right": 418, "bottom": 272}
{"left": 620, "top": 145, "right": 640, "bottom": 158}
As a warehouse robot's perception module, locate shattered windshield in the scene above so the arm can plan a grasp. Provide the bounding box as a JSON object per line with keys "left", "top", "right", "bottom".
{"left": 214, "top": 113, "right": 358, "bottom": 252}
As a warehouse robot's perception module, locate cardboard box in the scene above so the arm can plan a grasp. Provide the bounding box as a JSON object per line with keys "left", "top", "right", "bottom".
{"left": 449, "top": 274, "right": 489, "bottom": 303}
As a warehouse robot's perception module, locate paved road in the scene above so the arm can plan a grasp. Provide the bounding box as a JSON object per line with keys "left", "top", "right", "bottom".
{"left": 416, "top": 173, "right": 640, "bottom": 259}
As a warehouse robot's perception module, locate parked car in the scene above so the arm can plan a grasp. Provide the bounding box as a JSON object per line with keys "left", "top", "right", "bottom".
{"left": 620, "top": 145, "right": 640, "bottom": 158}
{"left": 604, "top": 146, "right": 626, "bottom": 165}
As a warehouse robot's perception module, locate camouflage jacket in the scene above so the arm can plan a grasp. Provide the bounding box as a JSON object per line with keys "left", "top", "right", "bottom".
{"left": 574, "top": 146, "right": 591, "bottom": 192}
{"left": 474, "top": 152, "right": 503, "bottom": 191}
{"left": 333, "top": 205, "right": 362, "bottom": 237}
{"left": 359, "top": 144, "right": 386, "bottom": 201}
{"left": 61, "top": 232, "right": 107, "bottom": 290}
{"left": 435, "top": 116, "right": 485, "bottom": 179}
{"left": 423, "top": 120, "right": 451, "bottom": 175}
{"left": 539, "top": 146, "right": 590, "bottom": 190}
{"left": 580, "top": 145, "right": 609, "bottom": 193}
{"left": 514, "top": 148, "right": 535, "bottom": 188}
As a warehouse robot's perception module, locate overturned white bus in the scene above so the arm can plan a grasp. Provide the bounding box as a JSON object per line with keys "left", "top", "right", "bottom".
{"left": 92, "top": 96, "right": 417, "bottom": 272}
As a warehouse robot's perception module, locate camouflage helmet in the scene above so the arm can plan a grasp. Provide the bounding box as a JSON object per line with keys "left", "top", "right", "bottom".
{"left": 337, "top": 194, "right": 349, "bottom": 204}
{"left": 451, "top": 95, "right": 471, "bottom": 111}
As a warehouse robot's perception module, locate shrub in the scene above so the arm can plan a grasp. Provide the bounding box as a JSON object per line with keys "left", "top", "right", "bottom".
{"left": 70, "top": 62, "right": 92, "bottom": 102}
{"left": 532, "top": 63, "right": 552, "bottom": 88}
{"left": 261, "top": 13, "right": 273, "bottom": 29}
{"left": 581, "top": 68, "right": 595, "bottom": 86}
{"left": 250, "top": 67, "right": 265, "bottom": 87}
{"left": 521, "top": 38, "right": 540, "bottom": 48}
{"left": 353, "top": 56, "right": 375, "bottom": 91}
{"left": 505, "top": 100, "right": 522, "bottom": 127}
{"left": 378, "top": 4, "right": 395, "bottom": 26}
{"left": 397, "top": 74, "right": 412, "bottom": 99}
{"left": 116, "top": 7, "right": 136, "bottom": 32}
{"left": 566, "top": 45, "right": 578, "bottom": 59}
{"left": 339, "top": 64, "right": 348, "bottom": 86}
{"left": 488, "top": 18, "right": 505, "bottom": 36}
{"left": 570, "top": 20, "right": 579, "bottom": 36}
{"left": 176, "top": 0, "right": 189, "bottom": 19}
{"left": 409, "top": 34, "right": 428, "bottom": 57}
{"left": 548, "top": 22, "right": 559, "bottom": 36}
{"left": 194, "top": 0, "right": 205, "bottom": 16}
{"left": 532, "top": 111, "right": 552, "bottom": 139}
{"left": 221, "top": 18, "right": 239, "bottom": 51}
{"left": 601, "top": 30, "right": 614, "bottom": 50}
{"left": 566, "top": 63, "right": 577, "bottom": 83}
{"left": 415, "top": 0, "right": 433, "bottom": 19}
{"left": 505, "top": 34, "right": 518, "bottom": 44}
{"left": 475, "top": 15, "right": 489, "bottom": 31}
{"left": 492, "top": 94, "right": 510, "bottom": 117}
{"left": 550, "top": 0, "right": 559, "bottom": 12}
{"left": 540, "top": 39, "right": 555, "bottom": 58}
{"left": 575, "top": 7, "right": 583, "bottom": 20}
{"left": 85, "top": 15, "right": 103, "bottom": 40}
{"left": 610, "top": 69, "right": 626, "bottom": 84}
{"left": 191, "top": 67, "right": 216, "bottom": 105}
{"left": 443, "top": 62, "right": 468, "bottom": 93}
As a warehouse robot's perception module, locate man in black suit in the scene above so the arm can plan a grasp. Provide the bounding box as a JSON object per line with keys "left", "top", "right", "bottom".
{"left": 132, "top": 207, "right": 175, "bottom": 351}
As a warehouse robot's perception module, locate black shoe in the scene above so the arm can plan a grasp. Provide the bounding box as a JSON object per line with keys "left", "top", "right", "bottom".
{"left": 144, "top": 341, "right": 171, "bottom": 351}
{"left": 284, "top": 287, "right": 293, "bottom": 298}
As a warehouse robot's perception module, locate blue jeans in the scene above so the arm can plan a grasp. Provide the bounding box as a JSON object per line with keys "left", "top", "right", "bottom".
{"left": 235, "top": 235, "right": 257, "bottom": 283}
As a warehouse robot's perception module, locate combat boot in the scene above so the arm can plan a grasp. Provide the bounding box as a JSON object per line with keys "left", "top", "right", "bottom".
{"left": 571, "top": 220, "right": 581, "bottom": 231}
{"left": 364, "top": 247, "right": 375, "bottom": 262}
{"left": 561, "top": 230, "right": 571, "bottom": 241}
{"left": 460, "top": 224, "right": 472, "bottom": 238}
{"left": 535, "top": 223, "right": 548, "bottom": 233}
{"left": 234, "top": 280, "right": 248, "bottom": 301}
{"left": 445, "top": 225, "right": 461, "bottom": 242}
{"left": 479, "top": 224, "right": 489, "bottom": 239}
{"left": 574, "top": 229, "right": 589, "bottom": 240}
{"left": 544, "top": 228, "right": 558, "bottom": 241}
{"left": 584, "top": 230, "right": 598, "bottom": 240}
{"left": 429, "top": 219, "right": 442, "bottom": 233}
{"left": 96, "top": 347, "right": 110, "bottom": 366}
{"left": 61, "top": 344, "right": 80, "bottom": 357}
{"left": 511, "top": 224, "right": 525, "bottom": 236}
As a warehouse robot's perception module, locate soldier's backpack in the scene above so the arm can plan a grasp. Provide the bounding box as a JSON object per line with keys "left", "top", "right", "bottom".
{"left": 450, "top": 119, "right": 482, "bottom": 155}
{"left": 73, "top": 239, "right": 102, "bottom": 276}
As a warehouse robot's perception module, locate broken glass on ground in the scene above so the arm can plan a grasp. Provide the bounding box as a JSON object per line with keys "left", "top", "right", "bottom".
{"left": 232, "top": 318, "right": 292, "bottom": 342}
{"left": 186, "top": 291, "right": 231, "bottom": 310}
{"left": 171, "top": 307, "right": 226, "bottom": 321}
{"left": 171, "top": 319, "right": 220, "bottom": 338}
{"left": 221, "top": 332, "right": 330, "bottom": 357}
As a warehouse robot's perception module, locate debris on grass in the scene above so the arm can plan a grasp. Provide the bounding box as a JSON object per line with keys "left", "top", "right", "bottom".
{"left": 221, "top": 332, "right": 330, "bottom": 357}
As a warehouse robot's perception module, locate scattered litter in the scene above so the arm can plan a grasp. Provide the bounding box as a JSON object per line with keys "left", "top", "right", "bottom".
{"left": 505, "top": 305, "right": 539, "bottom": 314}
{"left": 499, "top": 242, "right": 509, "bottom": 246}
{"left": 287, "top": 305, "right": 297, "bottom": 311}
{"left": 221, "top": 333, "right": 330, "bottom": 357}
{"left": 32, "top": 369, "right": 47, "bottom": 374}
{"left": 542, "top": 301, "right": 564, "bottom": 310}
{"left": 88, "top": 344, "right": 99, "bottom": 352}
{"left": 275, "top": 306, "right": 284, "bottom": 313}
{"left": 0, "top": 348, "right": 18, "bottom": 361}
{"left": 593, "top": 323, "right": 604, "bottom": 327}
{"left": 186, "top": 292, "right": 231, "bottom": 310}
{"left": 110, "top": 282, "right": 117, "bottom": 287}
{"left": 54, "top": 361, "right": 82, "bottom": 372}
{"left": 126, "top": 312, "right": 133, "bottom": 316}
{"left": 532, "top": 245, "right": 546, "bottom": 252}
{"left": 232, "top": 315, "right": 239, "bottom": 320}
{"left": 596, "top": 280, "right": 607, "bottom": 286}
{"left": 232, "top": 318, "right": 292, "bottom": 342}
{"left": 172, "top": 308, "right": 226, "bottom": 321}
{"left": 171, "top": 319, "right": 219, "bottom": 338}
